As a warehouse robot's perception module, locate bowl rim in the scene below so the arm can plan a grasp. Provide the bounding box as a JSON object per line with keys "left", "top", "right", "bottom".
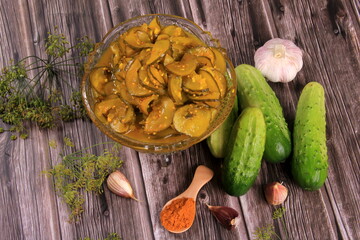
{"left": 81, "top": 13, "right": 237, "bottom": 153}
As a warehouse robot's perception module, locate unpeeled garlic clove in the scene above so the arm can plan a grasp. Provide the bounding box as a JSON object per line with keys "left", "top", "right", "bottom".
{"left": 107, "top": 170, "right": 138, "bottom": 201}
{"left": 264, "top": 182, "right": 288, "bottom": 205}
{"left": 206, "top": 204, "right": 239, "bottom": 230}
{"left": 254, "top": 38, "right": 303, "bottom": 83}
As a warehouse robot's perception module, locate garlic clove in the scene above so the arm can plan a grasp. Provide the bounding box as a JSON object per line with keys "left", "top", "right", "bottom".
{"left": 254, "top": 38, "right": 303, "bottom": 83}
{"left": 264, "top": 182, "right": 288, "bottom": 205}
{"left": 206, "top": 204, "right": 239, "bottom": 230}
{"left": 107, "top": 170, "right": 139, "bottom": 201}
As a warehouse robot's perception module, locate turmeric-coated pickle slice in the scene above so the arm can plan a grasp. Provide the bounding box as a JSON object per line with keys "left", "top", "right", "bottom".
{"left": 173, "top": 104, "right": 212, "bottom": 137}
{"left": 165, "top": 53, "right": 197, "bottom": 76}
{"left": 124, "top": 27, "right": 153, "bottom": 49}
{"left": 146, "top": 39, "right": 170, "bottom": 65}
{"left": 188, "top": 70, "right": 220, "bottom": 100}
{"left": 90, "top": 67, "right": 111, "bottom": 95}
{"left": 125, "top": 59, "right": 154, "bottom": 96}
{"left": 168, "top": 74, "right": 183, "bottom": 104}
{"left": 182, "top": 72, "right": 208, "bottom": 92}
{"left": 210, "top": 47, "right": 227, "bottom": 73}
{"left": 160, "top": 25, "right": 186, "bottom": 37}
{"left": 94, "top": 97, "right": 125, "bottom": 122}
{"left": 149, "top": 65, "right": 166, "bottom": 85}
{"left": 202, "top": 67, "right": 227, "bottom": 97}
{"left": 148, "top": 17, "right": 161, "bottom": 36}
{"left": 133, "top": 94, "right": 159, "bottom": 115}
{"left": 144, "top": 96, "right": 175, "bottom": 134}
{"left": 188, "top": 47, "right": 215, "bottom": 65}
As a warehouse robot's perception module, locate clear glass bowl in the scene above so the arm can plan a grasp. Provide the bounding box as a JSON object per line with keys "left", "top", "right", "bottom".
{"left": 81, "top": 14, "right": 237, "bottom": 153}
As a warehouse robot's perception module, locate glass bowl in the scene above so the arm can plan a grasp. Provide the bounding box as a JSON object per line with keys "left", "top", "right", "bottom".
{"left": 81, "top": 14, "right": 236, "bottom": 153}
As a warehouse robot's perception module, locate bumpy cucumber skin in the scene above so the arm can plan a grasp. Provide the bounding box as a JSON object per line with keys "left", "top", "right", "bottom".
{"left": 235, "top": 64, "right": 291, "bottom": 163}
{"left": 292, "top": 82, "right": 328, "bottom": 190}
{"left": 221, "top": 107, "right": 266, "bottom": 196}
{"left": 207, "top": 96, "right": 239, "bottom": 158}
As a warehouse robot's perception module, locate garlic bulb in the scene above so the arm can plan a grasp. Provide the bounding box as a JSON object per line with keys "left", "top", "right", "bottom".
{"left": 264, "top": 182, "right": 288, "bottom": 205}
{"left": 254, "top": 38, "right": 303, "bottom": 83}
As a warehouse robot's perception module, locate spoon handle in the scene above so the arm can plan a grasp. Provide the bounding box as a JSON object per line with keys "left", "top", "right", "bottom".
{"left": 182, "top": 165, "right": 214, "bottom": 197}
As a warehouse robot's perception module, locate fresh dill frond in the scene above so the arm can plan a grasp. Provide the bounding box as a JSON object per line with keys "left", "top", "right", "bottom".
{"left": 272, "top": 207, "right": 286, "bottom": 220}
{"left": 63, "top": 136, "right": 75, "bottom": 147}
{"left": 253, "top": 224, "right": 275, "bottom": 240}
{"left": 80, "top": 232, "right": 121, "bottom": 240}
{"left": 45, "top": 141, "right": 122, "bottom": 222}
{"left": 0, "top": 28, "right": 94, "bottom": 139}
{"left": 49, "top": 139, "right": 58, "bottom": 149}
{"left": 45, "top": 27, "right": 70, "bottom": 58}
{"left": 252, "top": 207, "right": 288, "bottom": 240}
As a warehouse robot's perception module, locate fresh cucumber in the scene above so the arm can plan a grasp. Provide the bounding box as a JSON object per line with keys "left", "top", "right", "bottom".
{"left": 235, "top": 64, "right": 291, "bottom": 163}
{"left": 221, "top": 107, "right": 266, "bottom": 196}
{"left": 207, "top": 95, "right": 239, "bottom": 158}
{"left": 292, "top": 82, "right": 328, "bottom": 190}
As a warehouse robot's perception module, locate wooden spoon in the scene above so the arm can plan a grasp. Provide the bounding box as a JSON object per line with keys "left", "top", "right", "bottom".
{"left": 160, "top": 165, "right": 214, "bottom": 233}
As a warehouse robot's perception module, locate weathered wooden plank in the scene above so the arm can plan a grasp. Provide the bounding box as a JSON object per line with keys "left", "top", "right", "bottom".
{"left": 0, "top": 0, "right": 360, "bottom": 240}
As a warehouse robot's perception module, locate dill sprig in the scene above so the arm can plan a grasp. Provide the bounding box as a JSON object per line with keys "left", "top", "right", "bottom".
{"left": 252, "top": 207, "right": 288, "bottom": 240}
{"left": 81, "top": 232, "right": 121, "bottom": 240}
{"left": 0, "top": 28, "right": 94, "bottom": 138}
{"left": 45, "top": 139, "right": 123, "bottom": 222}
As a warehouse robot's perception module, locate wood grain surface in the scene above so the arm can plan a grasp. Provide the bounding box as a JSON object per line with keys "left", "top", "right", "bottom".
{"left": 0, "top": 0, "right": 359, "bottom": 239}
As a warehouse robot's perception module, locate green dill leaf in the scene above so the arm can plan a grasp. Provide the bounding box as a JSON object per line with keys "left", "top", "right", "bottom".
{"left": 0, "top": 29, "right": 92, "bottom": 138}
{"left": 64, "top": 137, "right": 75, "bottom": 147}
{"left": 75, "top": 36, "right": 95, "bottom": 56}
{"left": 45, "top": 28, "right": 70, "bottom": 58}
{"left": 49, "top": 140, "right": 58, "bottom": 149}
{"left": 80, "top": 232, "right": 121, "bottom": 240}
{"left": 20, "top": 133, "right": 28, "bottom": 139}
{"left": 104, "top": 233, "right": 121, "bottom": 240}
{"left": 0, "top": 127, "right": 4, "bottom": 133}
{"left": 45, "top": 142, "right": 122, "bottom": 221}
{"left": 272, "top": 207, "right": 286, "bottom": 220}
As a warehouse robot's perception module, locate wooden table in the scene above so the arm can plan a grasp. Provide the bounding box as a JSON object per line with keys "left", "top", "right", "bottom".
{"left": 1, "top": 0, "right": 359, "bottom": 239}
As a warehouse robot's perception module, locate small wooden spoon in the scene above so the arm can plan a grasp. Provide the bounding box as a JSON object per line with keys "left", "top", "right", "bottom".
{"left": 160, "top": 165, "right": 214, "bottom": 233}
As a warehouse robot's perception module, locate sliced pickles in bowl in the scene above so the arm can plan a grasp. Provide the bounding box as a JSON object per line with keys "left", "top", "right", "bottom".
{"left": 81, "top": 14, "right": 236, "bottom": 153}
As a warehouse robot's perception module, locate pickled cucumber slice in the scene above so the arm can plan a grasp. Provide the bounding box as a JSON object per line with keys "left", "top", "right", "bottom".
{"left": 133, "top": 94, "right": 159, "bottom": 115}
{"left": 148, "top": 17, "right": 161, "bottom": 36}
{"left": 144, "top": 96, "right": 175, "bottom": 133}
{"left": 124, "top": 27, "right": 153, "bottom": 49}
{"left": 202, "top": 67, "right": 227, "bottom": 97}
{"left": 182, "top": 72, "right": 208, "bottom": 92}
{"left": 168, "top": 74, "right": 183, "bottom": 104}
{"left": 188, "top": 47, "right": 215, "bottom": 65}
{"left": 90, "top": 67, "right": 111, "bottom": 95}
{"left": 161, "top": 25, "right": 186, "bottom": 37}
{"left": 125, "top": 59, "right": 154, "bottom": 96}
{"left": 211, "top": 47, "right": 227, "bottom": 73}
{"left": 146, "top": 39, "right": 170, "bottom": 65}
{"left": 173, "top": 104, "right": 212, "bottom": 137}
{"left": 188, "top": 70, "right": 220, "bottom": 100}
{"left": 165, "top": 53, "right": 197, "bottom": 76}
{"left": 149, "top": 65, "right": 166, "bottom": 85}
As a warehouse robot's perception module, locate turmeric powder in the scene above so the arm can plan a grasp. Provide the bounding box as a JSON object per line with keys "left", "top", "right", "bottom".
{"left": 160, "top": 197, "right": 196, "bottom": 232}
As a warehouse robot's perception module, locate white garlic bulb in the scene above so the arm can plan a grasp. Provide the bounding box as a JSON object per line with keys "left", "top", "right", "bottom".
{"left": 254, "top": 38, "right": 303, "bottom": 83}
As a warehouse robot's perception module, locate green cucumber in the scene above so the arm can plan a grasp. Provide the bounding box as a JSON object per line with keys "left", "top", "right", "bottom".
{"left": 235, "top": 64, "right": 291, "bottom": 163}
{"left": 292, "top": 82, "right": 328, "bottom": 190}
{"left": 221, "top": 107, "right": 266, "bottom": 196}
{"left": 207, "top": 95, "right": 239, "bottom": 158}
